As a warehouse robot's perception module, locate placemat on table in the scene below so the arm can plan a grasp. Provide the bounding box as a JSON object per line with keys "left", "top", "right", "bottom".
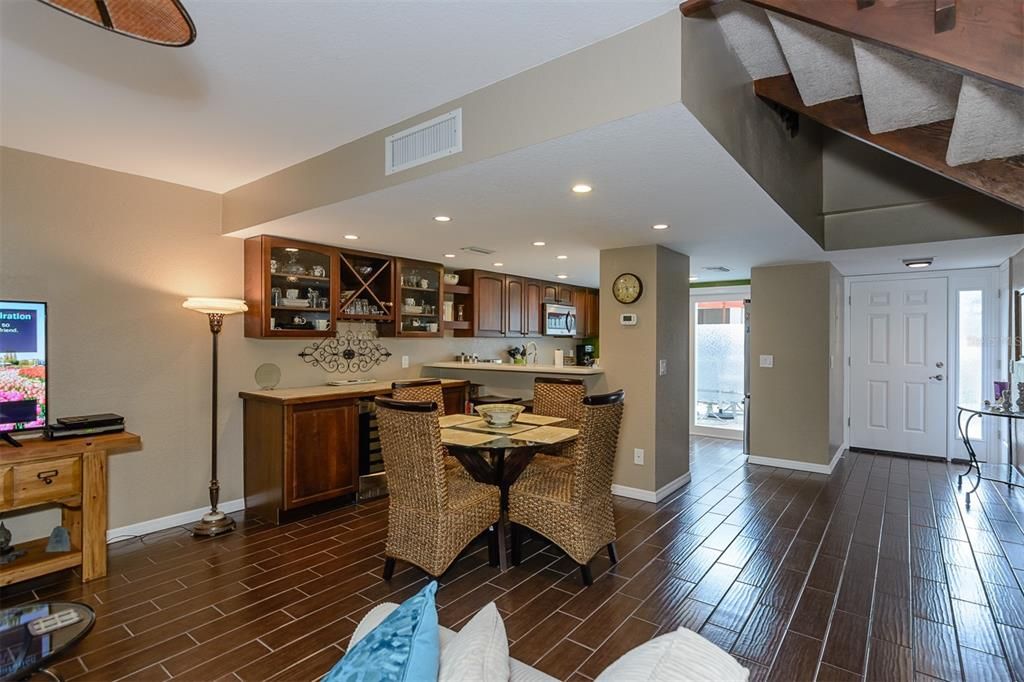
{"left": 515, "top": 413, "right": 566, "bottom": 426}
{"left": 438, "top": 414, "right": 479, "bottom": 428}
{"left": 517, "top": 425, "right": 579, "bottom": 444}
{"left": 455, "top": 420, "right": 537, "bottom": 435}
{"left": 440, "top": 429, "right": 501, "bottom": 447}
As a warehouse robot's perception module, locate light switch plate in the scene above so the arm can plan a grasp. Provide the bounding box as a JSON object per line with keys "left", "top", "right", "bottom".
{"left": 760, "top": 354, "right": 774, "bottom": 368}
{"left": 633, "top": 448, "right": 644, "bottom": 465}
{"left": 658, "top": 359, "right": 667, "bottom": 376}
{"left": 401, "top": 355, "right": 410, "bottom": 369}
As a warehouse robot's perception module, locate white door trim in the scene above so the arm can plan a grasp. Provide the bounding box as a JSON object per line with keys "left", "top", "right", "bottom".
{"left": 689, "top": 286, "right": 751, "bottom": 440}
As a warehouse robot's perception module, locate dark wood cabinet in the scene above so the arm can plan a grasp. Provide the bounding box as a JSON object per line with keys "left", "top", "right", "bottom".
{"left": 240, "top": 381, "right": 469, "bottom": 523}
{"left": 524, "top": 280, "right": 544, "bottom": 337}
{"left": 586, "top": 288, "right": 600, "bottom": 338}
{"left": 383, "top": 258, "right": 443, "bottom": 337}
{"left": 506, "top": 276, "right": 525, "bottom": 336}
{"left": 288, "top": 402, "right": 358, "bottom": 507}
{"left": 543, "top": 283, "right": 558, "bottom": 303}
{"left": 470, "top": 271, "right": 507, "bottom": 337}
{"left": 557, "top": 285, "right": 576, "bottom": 306}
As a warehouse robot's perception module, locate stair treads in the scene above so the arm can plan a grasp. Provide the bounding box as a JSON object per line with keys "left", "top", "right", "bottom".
{"left": 710, "top": 0, "right": 789, "bottom": 80}
{"left": 767, "top": 12, "right": 860, "bottom": 106}
{"left": 853, "top": 41, "right": 961, "bottom": 135}
{"left": 946, "top": 77, "right": 1024, "bottom": 167}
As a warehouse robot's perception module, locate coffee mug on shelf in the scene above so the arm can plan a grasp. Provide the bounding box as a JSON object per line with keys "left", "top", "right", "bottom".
{"left": 286, "top": 288, "right": 300, "bottom": 299}
{"left": 314, "top": 320, "right": 330, "bottom": 330}
{"left": 292, "top": 315, "right": 306, "bottom": 325}
{"left": 311, "top": 265, "right": 326, "bottom": 277}
{"left": 405, "top": 298, "right": 416, "bottom": 306}
{"left": 419, "top": 279, "right": 429, "bottom": 288}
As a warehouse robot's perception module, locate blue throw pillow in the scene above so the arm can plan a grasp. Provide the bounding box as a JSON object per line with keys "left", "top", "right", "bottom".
{"left": 325, "top": 581, "right": 440, "bottom": 682}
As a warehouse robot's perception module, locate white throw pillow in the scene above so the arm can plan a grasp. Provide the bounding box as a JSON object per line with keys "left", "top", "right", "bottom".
{"left": 595, "top": 627, "right": 749, "bottom": 682}
{"left": 439, "top": 602, "right": 510, "bottom": 682}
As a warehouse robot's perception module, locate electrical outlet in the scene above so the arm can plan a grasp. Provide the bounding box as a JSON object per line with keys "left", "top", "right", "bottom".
{"left": 401, "top": 355, "right": 409, "bottom": 369}
{"left": 658, "top": 359, "right": 667, "bottom": 376}
{"left": 759, "top": 354, "right": 774, "bottom": 368}
{"left": 633, "top": 448, "right": 644, "bottom": 465}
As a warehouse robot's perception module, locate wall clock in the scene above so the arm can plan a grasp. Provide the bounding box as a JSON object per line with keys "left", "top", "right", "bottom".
{"left": 612, "top": 273, "right": 643, "bottom": 304}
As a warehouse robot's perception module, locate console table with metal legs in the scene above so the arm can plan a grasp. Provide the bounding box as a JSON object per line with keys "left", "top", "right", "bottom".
{"left": 956, "top": 404, "right": 1023, "bottom": 506}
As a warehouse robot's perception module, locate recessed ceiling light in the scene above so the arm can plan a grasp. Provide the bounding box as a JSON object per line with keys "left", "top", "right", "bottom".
{"left": 556, "top": 255, "right": 568, "bottom": 260}
{"left": 652, "top": 224, "right": 669, "bottom": 230}
{"left": 557, "top": 274, "right": 568, "bottom": 279}
{"left": 532, "top": 241, "right": 546, "bottom": 247}
{"left": 903, "top": 257, "right": 934, "bottom": 269}
{"left": 493, "top": 262, "right": 504, "bottom": 267}
{"left": 444, "top": 253, "right": 456, "bottom": 258}
{"left": 571, "top": 184, "right": 592, "bottom": 194}
{"left": 434, "top": 216, "right": 451, "bottom": 222}
{"left": 344, "top": 235, "right": 359, "bottom": 240}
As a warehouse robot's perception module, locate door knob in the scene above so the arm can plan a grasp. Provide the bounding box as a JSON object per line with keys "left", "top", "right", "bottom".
{"left": 929, "top": 374, "right": 944, "bottom": 381}
{"left": 935, "top": 361, "right": 944, "bottom": 368}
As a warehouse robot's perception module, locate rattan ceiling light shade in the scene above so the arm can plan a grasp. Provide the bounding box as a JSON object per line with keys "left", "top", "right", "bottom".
{"left": 37, "top": 0, "right": 196, "bottom": 47}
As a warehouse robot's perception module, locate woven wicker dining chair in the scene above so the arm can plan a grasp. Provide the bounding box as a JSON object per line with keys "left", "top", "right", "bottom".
{"left": 508, "top": 390, "right": 625, "bottom": 586}
{"left": 375, "top": 397, "right": 500, "bottom": 580}
{"left": 391, "top": 379, "right": 446, "bottom": 415}
{"left": 532, "top": 377, "right": 586, "bottom": 424}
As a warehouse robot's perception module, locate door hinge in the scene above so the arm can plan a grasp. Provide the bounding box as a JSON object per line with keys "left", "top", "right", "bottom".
{"left": 847, "top": 416, "right": 851, "bottom": 427}
{"left": 848, "top": 295, "right": 852, "bottom": 306}
{"left": 847, "top": 357, "right": 851, "bottom": 367}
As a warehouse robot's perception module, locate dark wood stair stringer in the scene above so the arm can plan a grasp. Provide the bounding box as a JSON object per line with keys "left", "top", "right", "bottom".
{"left": 754, "top": 74, "right": 1024, "bottom": 210}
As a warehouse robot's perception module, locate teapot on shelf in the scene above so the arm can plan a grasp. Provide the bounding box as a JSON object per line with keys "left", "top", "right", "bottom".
{"left": 292, "top": 315, "right": 307, "bottom": 326}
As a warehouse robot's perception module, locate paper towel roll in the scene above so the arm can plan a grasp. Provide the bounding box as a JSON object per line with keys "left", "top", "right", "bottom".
{"left": 554, "top": 349, "right": 564, "bottom": 366}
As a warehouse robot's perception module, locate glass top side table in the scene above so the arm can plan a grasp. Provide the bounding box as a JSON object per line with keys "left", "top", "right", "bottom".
{"left": 956, "top": 404, "right": 1023, "bottom": 506}
{"left": 0, "top": 602, "right": 94, "bottom": 682}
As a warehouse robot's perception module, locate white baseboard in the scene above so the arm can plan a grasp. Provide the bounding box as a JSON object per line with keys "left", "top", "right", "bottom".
{"left": 106, "top": 498, "right": 246, "bottom": 544}
{"left": 747, "top": 448, "right": 844, "bottom": 475}
{"left": 612, "top": 472, "right": 692, "bottom": 503}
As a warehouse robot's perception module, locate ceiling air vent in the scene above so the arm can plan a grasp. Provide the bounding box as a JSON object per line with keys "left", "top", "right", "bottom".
{"left": 385, "top": 109, "right": 462, "bottom": 176}
{"left": 461, "top": 246, "right": 495, "bottom": 256}
{"left": 703, "top": 266, "right": 732, "bottom": 273}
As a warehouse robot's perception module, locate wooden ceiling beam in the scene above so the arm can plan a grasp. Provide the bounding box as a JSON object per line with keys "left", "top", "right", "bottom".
{"left": 679, "top": 0, "right": 720, "bottom": 17}
{"left": 754, "top": 74, "right": 1024, "bottom": 210}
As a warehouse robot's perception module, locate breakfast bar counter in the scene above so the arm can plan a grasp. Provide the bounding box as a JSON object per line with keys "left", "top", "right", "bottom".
{"left": 424, "top": 362, "right": 603, "bottom": 375}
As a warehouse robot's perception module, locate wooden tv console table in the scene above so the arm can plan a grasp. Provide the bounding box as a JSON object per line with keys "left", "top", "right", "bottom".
{"left": 0, "top": 432, "right": 142, "bottom": 587}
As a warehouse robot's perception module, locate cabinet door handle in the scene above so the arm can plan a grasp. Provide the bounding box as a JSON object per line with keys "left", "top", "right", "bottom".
{"left": 37, "top": 470, "right": 59, "bottom": 485}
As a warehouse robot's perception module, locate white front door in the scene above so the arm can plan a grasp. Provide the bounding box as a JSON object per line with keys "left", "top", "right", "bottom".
{"left": 850, "top": 278, "right": 948, "bottom": 458}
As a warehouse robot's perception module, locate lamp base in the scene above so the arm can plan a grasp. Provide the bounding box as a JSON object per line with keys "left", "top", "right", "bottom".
{"left": 190, "top": 510, "right": 236, "bottom": 537}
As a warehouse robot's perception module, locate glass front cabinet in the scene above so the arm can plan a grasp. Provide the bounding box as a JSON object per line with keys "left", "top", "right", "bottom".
{"left": 244, "top": 236, "right": 338, "bottom": 338}
{"left": 381, "top": 258, "right": 444, "bottom": 338}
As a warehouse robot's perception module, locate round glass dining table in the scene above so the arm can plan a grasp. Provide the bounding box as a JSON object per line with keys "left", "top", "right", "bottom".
{"left": 0, "top": 602, "right": 95, "bottom": 682}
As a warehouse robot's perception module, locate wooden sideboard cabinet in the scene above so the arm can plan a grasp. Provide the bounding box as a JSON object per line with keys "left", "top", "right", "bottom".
{"left": 0, "top": 433, "right": 142, "bottom": 587}
{"left": 240, "top": 380, "right": 469, "bottom": 523}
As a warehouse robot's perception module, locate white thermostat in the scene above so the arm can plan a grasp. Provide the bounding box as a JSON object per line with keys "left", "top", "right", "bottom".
{"left": 620, "top": 313, "right": 638, "bottom": 326}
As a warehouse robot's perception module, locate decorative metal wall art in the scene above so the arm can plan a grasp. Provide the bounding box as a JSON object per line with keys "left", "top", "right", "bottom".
{"left": 299, "top": 328, "right": 393, "bottom": 374}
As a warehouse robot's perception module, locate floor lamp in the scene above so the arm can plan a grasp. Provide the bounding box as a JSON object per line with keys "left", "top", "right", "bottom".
{"left": 182, "top": 297, "right": 248, "bottom": 537}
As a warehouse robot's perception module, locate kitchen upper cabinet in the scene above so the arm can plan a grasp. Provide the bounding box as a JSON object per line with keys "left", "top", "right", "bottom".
{"left": 557, "top": 285, "right": 576, "bottom": 306}
{"left": 576, "top": 287, "right": 600, "bottom": 338}
{"left": 524, "top": 280, "right": 543, "bottom": 337}
{"left": 472, "top": 271, "right": 506, "bottom": 337}
{"left": 506, "top": 276, "right": 525, "bottom": 336}
{"left": 542, "top": 283, "right": 558, "bottom": 303}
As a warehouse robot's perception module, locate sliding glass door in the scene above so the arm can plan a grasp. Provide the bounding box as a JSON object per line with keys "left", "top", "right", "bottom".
{"left": 691, "top": 288, "right": 749, "bottom": 440}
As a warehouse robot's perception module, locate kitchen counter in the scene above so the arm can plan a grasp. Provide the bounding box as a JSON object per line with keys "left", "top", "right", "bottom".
{"left": 425, "top": 362, "right": 603, "bottom": 376}
{"left": 238, "top": 378, "right": 469, "bottom": 405}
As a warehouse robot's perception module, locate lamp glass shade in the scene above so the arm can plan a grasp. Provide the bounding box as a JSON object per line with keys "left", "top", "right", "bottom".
{"left": 182, "top": 298, "right": 248, "bottom": 315}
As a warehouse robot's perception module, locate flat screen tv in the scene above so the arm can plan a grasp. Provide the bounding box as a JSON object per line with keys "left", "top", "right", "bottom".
{"left": 0, "top": 301, "right": 47, "bottom": 442}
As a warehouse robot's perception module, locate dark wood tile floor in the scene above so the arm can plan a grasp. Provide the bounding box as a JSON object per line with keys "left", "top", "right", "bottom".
{"left": 4, "top": 437, "right": 1024, "bottom": 681}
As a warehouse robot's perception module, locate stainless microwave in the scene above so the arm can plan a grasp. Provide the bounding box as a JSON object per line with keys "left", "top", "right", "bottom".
{"left": 544, "top": 304, "right": 576, "bottom": 336}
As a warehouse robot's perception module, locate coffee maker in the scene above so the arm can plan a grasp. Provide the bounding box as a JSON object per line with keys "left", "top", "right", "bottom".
{"left": 576, "top": 343, "right": 595, "bottom": 367}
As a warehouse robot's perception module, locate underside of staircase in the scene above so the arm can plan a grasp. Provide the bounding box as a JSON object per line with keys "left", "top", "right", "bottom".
{"left": 681, "top": 0, "right": 1024, "bottom": 210}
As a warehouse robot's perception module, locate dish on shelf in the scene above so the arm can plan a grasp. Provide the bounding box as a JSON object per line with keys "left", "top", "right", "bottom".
{"left": 279, "top": 298, "right": 310, "bottom": 308}
{"left": 355, "top": 265, "right": 374, "bottom": 276}
{"left": 443, "top": 273, "right": 460, "bottom": 285}
{"left": 402, "top": 305, "right": 424, "bottom": 314}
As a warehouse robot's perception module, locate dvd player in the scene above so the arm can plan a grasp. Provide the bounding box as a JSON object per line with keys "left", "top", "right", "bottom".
{"left": 56, "top": 413, "right": 124, "bottom": 428}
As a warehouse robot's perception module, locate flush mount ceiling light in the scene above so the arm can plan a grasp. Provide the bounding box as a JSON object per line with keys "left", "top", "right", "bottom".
{"left": 343, "top": 235, "right": 359, "bottom": 240}
{"left": 571, "top": 184, "right": 592, "bottom": 194}
{"left": 493, "top": 262, "right": 504, "bottom": 267}
{"left": 652, "top": 224, "right": 669, "bottom": 230}
{"left": 443, "top": 253, "right": 456, "bottom": 258}
{"left": 556, "top": 274, "right": 569, "bottom": 279}
{"left": 556, "top": 255, "right": 568, "bottom": 260}
{"left": 434, "top": 216, "right": 451, "bottom": 222}
{"left": 36, "top": 0, "right": 196, "bottom": 47}
{"left": 532, "top": 241, "right": 546, "bottom": 247}
{"left": 903, "top": 257, "right": 934, "bottom": 269}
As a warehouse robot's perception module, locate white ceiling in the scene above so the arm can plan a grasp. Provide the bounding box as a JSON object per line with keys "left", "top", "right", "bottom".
{"left": 230, "top": 103, "right": 1021, "bottom": 286}
{"left": 0, "top": 0, "right": 679, "bottom": 192}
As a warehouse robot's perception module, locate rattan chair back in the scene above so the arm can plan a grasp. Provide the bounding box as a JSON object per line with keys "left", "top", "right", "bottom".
{"left": 533, "top": 377, "right": 585, "bottom": 423}
{"left": 392, "top": 379, "right": 446, "bottom": 416}
{"left": 374, "top": 397, "right": 448, "bottom": 515}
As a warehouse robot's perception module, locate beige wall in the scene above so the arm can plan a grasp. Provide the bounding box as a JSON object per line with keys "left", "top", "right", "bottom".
{"left": 655, "top": 247, "right": 691, "bottom": 490}
{"left": 828, "top": 264, "right": 846, "bottom": 460}
{"left": 749, "top": 262, "right": 836, "bottom": 466}
{"left": 681, "top": 13, "right": 824, "bottom": 247}
{"left": 599, "top": 245, "right": 689, "bottom": 494}
{"left": 0, "top": 147, "right": 571, "bottom": 540}
{"left": 223, "top": 12, "right": 683, "bottom": 233}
